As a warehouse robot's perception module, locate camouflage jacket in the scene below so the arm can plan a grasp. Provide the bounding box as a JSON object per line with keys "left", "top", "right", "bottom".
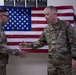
{"left": 0, "top": 25, "right": 19, "bottom": 64}
{"left": 27, "top": 19, "right": 76, "bottom": 65}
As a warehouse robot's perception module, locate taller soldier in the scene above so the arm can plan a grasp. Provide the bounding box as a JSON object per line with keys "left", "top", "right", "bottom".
{"left": 19, "top": 6, "right": 76, "bottom": 75}
{"left": 0, "top": 8, "right": 25, "bottom": 75}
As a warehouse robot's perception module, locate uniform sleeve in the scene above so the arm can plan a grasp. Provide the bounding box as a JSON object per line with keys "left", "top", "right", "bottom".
{"left": 0, "top": 44, "right": 19, "bottom": 56}
{"left": 0, "top": 27, "right": 20, "bottom": 56}
{"left": 66, "top": 22, "right": 76, "bottom": 59}
{"left": 27, "top": 30, "right": 47, "bottom": 49}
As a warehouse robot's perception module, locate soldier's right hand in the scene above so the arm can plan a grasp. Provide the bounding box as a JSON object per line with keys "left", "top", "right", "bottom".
{"left": 17, "top": 49, "right": 26, "bottom": 58}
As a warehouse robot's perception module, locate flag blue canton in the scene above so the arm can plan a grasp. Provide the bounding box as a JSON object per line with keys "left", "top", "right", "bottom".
{"left": 1, "top": 6, "right": 31, "bottom": 31}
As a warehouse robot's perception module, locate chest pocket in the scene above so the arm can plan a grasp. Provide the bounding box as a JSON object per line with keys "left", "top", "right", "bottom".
{"left": 45, "top": 28, "right": 57, "bottom": 44}
{"left": 57, "top": 29, "right": 67, "bottom": 44}
{"left": 45, "top": 26, "right": 67, "bottom": 45}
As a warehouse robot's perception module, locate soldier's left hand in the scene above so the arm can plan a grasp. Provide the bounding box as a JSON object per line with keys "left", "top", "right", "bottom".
{"left": 19, "top": 41, "right": 27, "bottom": 49}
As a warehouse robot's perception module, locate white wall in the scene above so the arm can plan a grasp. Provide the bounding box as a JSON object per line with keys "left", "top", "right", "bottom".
{"left": 48, "top": 0, "right": 76, "bottom": 15}
{"left": 0, "top": 0, "right": 4, "bottom": 5}
{"left": 0, "top": 0, "right": 76, "bottom": 75}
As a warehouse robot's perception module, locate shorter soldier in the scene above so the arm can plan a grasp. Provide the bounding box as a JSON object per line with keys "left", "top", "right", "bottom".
{"left": 0, "top": 8, "right": 25, "bottom": 75}
{"left": 19, "top": 6, "right": 76, "bottom": 75}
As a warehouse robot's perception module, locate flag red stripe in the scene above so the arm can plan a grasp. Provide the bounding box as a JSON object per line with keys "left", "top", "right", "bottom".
{"left": 32, "top": 28, "right": 44, "bottom": 31}
{"left": 8, "top": 42, "right": 20, "bottom": 45}
{"left": 6, "top": 35, "right": 40, "bottom": 38}
{"left": 32, "top": 8, "right": 44, "bottom": 10}
{"left": 57, "top": 13, "right": 74, "bottom": 16}
{"left": 32, "top": 13, "right": 74, "bottom": 17}
{"left": 56, "top": 6, "right": 73, "bottom": 9}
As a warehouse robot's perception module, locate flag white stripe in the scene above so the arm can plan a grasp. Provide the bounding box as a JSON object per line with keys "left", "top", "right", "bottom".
{"left": 5, "top": 31, "right": 42, "bottom": 35}
{"left": 32, "top": 9, "right": 73, "bottom": 14}
{"left": 8, "top": 45, "right": 48, "bottom": 49}
{"left": 58, "top": 17, "right": 74, "bottom": 20}
{"left": 7, "top": 38, "right": 40, "bottom": 42}
{"left": 32, "top": 24, "right": 47, "bottom": 28}
{"left": 58, "top": 9, "right": 74, "bottom": 13}
{"left": 32, "top": 24, "right": 74, "bottom": 28}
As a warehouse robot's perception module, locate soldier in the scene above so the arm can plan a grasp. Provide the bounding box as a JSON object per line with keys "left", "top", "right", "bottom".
{"left": 0, "top": 8, "right": 25, "bottom": 75}
{"left": 19, "top": 6, "right": 76, "bottom": 75}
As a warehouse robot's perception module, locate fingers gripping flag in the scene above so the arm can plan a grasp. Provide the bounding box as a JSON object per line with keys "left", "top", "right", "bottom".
{"left": 0, "top": 6, "right": 74, "bottom": 53}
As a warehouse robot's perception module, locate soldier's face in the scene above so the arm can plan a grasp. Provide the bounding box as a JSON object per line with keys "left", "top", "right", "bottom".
{"left": 44, "top": 8, "right": 57, "bottom": 24}
{"left": 2, "top": 12, "right": 9, "bottom": 25}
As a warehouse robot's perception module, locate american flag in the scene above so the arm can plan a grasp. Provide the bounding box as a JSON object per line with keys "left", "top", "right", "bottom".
{"left": 1, "top": 6, "right": 74, "bottom": 53}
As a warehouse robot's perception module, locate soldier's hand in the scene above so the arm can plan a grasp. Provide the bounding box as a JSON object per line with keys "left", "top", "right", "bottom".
{"left": 17, "top": 49, "right": 26, "bottom": 58}
{"left": 19, "top": 41, "right": 27, "bottom": 49}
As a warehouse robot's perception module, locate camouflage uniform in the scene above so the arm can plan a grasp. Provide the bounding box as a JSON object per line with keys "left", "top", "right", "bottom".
{"left": 0, "top": 25, "right": 20, "bottom": 75}
{"left": 72, "top": 67, "right": 76, "bottom": 75}
{"left": 72, "top": 60, "right": 76, "bottom": 75}
{"left": 27, "top": 19, "right": 76, "bottom": 75}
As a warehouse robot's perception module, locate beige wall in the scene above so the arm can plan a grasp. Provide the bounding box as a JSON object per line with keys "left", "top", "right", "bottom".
{"left": 7, "top": 53, "right": 48, "bottom": 75}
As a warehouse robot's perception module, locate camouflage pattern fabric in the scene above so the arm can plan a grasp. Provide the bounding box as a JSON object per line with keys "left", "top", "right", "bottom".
{"left": 0, "top": 64, "right": 6, "bottom": 75}
{"left": 72, "top": 68, "right": 76, "bottom": 75}
{"left": 72, "top": 59, "right": 76, "bottom": 75}
{"left": 27, "top": 19, "right": 76, "bottom": 75}
{"left": 0, "top": 25, "right": 19, "bottom": 75}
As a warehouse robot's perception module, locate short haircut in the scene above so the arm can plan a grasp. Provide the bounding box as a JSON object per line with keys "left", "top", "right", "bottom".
{"left": 45, "top": 6, "right": 57, "bottom": 12}
{"left": 0, "top": 8, "right": 8, "bottom": 13}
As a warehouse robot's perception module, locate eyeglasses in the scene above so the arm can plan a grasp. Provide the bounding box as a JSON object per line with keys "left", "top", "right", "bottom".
{"left": 2, "top": 14, "right": 9, "bottom": 18}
